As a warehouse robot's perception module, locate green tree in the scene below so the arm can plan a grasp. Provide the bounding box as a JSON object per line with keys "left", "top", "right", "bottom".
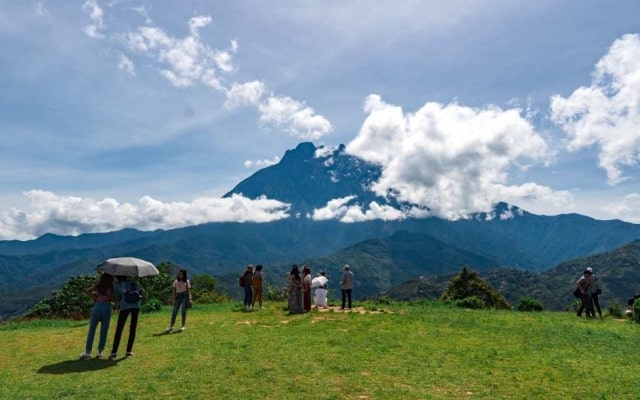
{"left": 138, "top": 261, "right": 176, "bottom": 304}
{"left": 24, "top": 275, "right": 97, "bottom": 320}
{"left": 440, "top": 267, "right": 511, "bottom": 310}
{"left": 191, "top": 274, "right": 228, "bottom": 303}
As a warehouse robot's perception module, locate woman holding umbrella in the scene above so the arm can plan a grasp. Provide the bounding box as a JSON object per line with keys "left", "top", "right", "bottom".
{"left": 109, "top": 275, "right": 141, "bottom": 359}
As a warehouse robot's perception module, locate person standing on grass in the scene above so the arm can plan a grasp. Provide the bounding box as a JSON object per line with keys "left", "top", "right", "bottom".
{"left": 252, "top": 264, "right": 265, "bottom": 310}
{"left": 80, "top": 273, "right": 114, "bottom": 359}
{"left": 340, "top": 264, "right": 354, "bottom": 310}
{"left": 241, "top": 265, "right": 254, "bottom": 311}
{"left": 287, "top": 264, "right": 303, "bottom": 314}
{"left": 109, "top": 275, "right": 141, "bottom": 359}
{"left": 314, "top": 271, "right": 329, "bottom": 309}
{"left": 576, "top": 269, "right": 594, "bottom": 318}
{"left": 302, "top": 265, "right": 312, "bottom": 312}
{"left": 166, "top": 269, "right": 192, "bottom": 333}
{"left": 586, "top": 267, "right": 603, "bottom": 319}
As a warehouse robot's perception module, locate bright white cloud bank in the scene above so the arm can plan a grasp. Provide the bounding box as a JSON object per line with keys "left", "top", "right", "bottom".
{"left": 0, "top": 191, "right": 289, "bottom": 240}
{"left": 340, "top": 95, "right": 573, "bottom": 220}
{"left": 551, "top": 34, "right": 640, "bottom": 185}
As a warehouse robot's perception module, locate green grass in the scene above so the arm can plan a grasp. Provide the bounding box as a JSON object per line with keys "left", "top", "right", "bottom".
{"left": 1, "top": 301, "right": 640, "bottom": 399}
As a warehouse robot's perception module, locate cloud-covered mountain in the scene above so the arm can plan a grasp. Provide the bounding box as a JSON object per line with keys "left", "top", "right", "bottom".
{"left": 3, "top": 142, "right": 640, "bottom": 319}
{"left": 224, "top": 142, "right": 389, "bottom": 217}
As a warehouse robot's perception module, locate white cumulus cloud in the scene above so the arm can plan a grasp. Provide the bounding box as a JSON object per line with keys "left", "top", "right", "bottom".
{"left": 82, "top": 0, "right": 105, "bottom": 38}
{"left": 345, "top": 94, "right": 572, "bottom": 220}
{"left": 310, "top": 196, "right": 408, "bottom": 222}
{"left": 550, "top": 34, "right": 640, "bottom": 185}
{"left": 244, "top": 156, "right": 281, "bottom": 169}
{"left": 258, "top": 95, "right": 333, "bottom": 140}
{"left": 0, "top": 190, "right": 290, "bottom": 240}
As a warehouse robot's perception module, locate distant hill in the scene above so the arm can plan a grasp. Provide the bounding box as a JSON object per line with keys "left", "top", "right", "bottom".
{"left": 2, "top": 142, "right": 640, "bottom": 319}
{"left": 382, "top": 240, "right": 640, "bottom": 311}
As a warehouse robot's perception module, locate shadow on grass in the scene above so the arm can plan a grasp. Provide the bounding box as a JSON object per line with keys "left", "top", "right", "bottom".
{"left": 37, "top": 358, "right": 118, "bottom": 374}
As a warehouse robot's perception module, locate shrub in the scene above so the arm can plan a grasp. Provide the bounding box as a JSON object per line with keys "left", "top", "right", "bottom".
{"left": 24, "top": 275, "right": 96, "bottom": 320}
{"left": 607, "top": 302, "right": 623, "bottom": 318}
{"left": 517, "top": 298, "right": 543, "bottom": 312}
{"left": 141, "top": 298, "right": 164, "bottom": 313}
{"left": 265, "top": 284, "right": 287, "bottom": 302}
{"left": 440, "top": 267, "right": 511, "bottom": 310}
{"left": 456, "top": 296, "right": 486, "bottom": 310}
{"left": 633, "top": 300, "right": 640, "bottom": 324}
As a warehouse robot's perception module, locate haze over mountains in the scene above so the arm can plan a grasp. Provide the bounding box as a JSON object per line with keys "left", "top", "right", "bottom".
{"left": 2, "top": 142, "right": 640, "bottom": 319}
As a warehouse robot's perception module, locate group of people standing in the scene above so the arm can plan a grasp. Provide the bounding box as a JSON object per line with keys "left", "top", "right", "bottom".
{"left": 80, "top": 269, "right": 192, "bottom": 360}
{"left": 239, "top": 264, "right": 265, "bottom": 311}
{"left": 575, "top": 267, "right": 603, "bottom": 319}
{"left": 286, "top": 264, "right": 355, "bottom": 314}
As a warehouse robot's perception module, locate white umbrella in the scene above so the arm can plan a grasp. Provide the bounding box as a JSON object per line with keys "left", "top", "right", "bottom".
{"left": 311, "top": 275, "right": 328, "bottom": 288}
{"left": 96, "top": 257, "right": 159, "bottom": 277}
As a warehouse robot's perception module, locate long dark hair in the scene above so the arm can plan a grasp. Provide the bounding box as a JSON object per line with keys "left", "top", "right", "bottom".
{"left": 177, "top": 269, "right": 188, "bottom": 282}
{"left": 96, "top": 273, "right": 113, "bottom": 295}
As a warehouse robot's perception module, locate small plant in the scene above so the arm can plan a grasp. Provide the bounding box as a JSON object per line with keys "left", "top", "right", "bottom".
{"left": 633, "top": 300, "right": 640, "bottom": 324}
{"left": 141, "top": 298, "right": 164, "bottom": 313}
{"left": 456, "top": 296, "right": 486, "bottom": 310}
{"left": 607, "top": 302, "right": 623, "bottom": 318}
{"left": 265, "top": 284, "right": 287, "bottom": 302}
{"left": 516, "top": 298, "right": 543, "bottom": 312}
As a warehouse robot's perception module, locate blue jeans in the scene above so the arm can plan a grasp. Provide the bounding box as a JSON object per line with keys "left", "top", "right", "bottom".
{"left": 85, "top": 302, "right": 111, "bottom": 353}
{"left": 244, "top": 285, "right": 253, "bottom": 307}
{"left": 170, "top": 292, "right": 188, "bottom": 327}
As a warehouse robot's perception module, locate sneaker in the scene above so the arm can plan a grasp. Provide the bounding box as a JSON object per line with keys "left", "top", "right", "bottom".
{"left": 125, "top": 352, "right": 134, "bottom": 357}
{"left": 96, "top": 351, "right": 104, "bottom": 358}
{"left": 180, "top": 326, "right": 185, "bottom": 332}
{"left": 79, "top": 352, "right": 91, "bottom": 360}
{"left": 108, "top": 353, "right": 117, "bottom": 360}
{"left": 165, "top": 326, "right": 173, "bottom": 333}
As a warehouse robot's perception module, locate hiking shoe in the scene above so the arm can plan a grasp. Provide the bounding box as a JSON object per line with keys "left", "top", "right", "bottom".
{"left": 108, "top": 353, "right": 117, "bottom": 360}
{"left": 96, "top": 351, "right": 104, "bottom": 358}
{"left": 180, "top": 326, "right": 185, "bottom": 332}
{"left": 79, "top": 352, "right": 91, "bottom": 360}
{"left": 125, "top": 352, "right": 134, "bottom": 357}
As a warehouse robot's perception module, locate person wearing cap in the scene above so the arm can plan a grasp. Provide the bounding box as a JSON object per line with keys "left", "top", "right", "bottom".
{"left": 340, "top": 264, "right": 354, "bottom": 310}
{"left": 586, "top": 267, "right": 602, "bottom": 318}
{"left": 576, "top": 269, "right": 594, "bottom": 318}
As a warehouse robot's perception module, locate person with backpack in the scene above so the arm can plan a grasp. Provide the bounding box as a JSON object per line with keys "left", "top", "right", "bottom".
{"left": 165, "top": 269, "right": 192, "bottom": 332}
{"left": 575, "top": 269, "right": 594, "bottom": 318}
{"left": 109, "top": 275, "right": 141, "bottom": 359}
{"left": 240, "top": 265, "right": 254, "bottom": 311}
{"left": 586, "top": 267, "right": 603, "bottom": 319}
{"left": 79, "top": 272, "right": 114, "bottom": 359}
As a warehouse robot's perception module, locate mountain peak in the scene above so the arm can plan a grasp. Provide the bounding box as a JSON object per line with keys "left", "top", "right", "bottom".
{"left": 224, "top": 142, "right": 383, "bottom": 215}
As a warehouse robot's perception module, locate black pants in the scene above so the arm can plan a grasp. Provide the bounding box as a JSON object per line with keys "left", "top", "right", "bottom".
{"left": 341, "top": 289, "right": 352, "bottom": 309}
{"left": 591, "top": 293, "right": 602, "bottom": 317}
{"left": 111, "top": 308, "right": 139, "bottom": 354}
{"left": 577, "top": 294, "right": 593, "bottom": 317}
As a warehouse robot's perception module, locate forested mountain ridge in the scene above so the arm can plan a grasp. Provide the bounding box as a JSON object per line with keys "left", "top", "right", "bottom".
{"left": 2, "top": 142, "right": 640, "bottom": 319}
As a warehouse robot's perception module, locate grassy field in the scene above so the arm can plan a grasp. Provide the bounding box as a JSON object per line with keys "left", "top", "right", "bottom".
{"left": 1, "top": 301, "right": 639, "bottom": 399}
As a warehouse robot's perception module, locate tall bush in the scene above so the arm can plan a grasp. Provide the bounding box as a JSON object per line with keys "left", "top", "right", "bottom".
{"left": 440, "top": 267, "right": 511, "bottom": 310}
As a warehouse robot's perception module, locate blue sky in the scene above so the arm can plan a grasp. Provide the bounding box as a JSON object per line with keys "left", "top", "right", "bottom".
{"left": 1, "top": 1, "right": 640, "bottom": 240}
